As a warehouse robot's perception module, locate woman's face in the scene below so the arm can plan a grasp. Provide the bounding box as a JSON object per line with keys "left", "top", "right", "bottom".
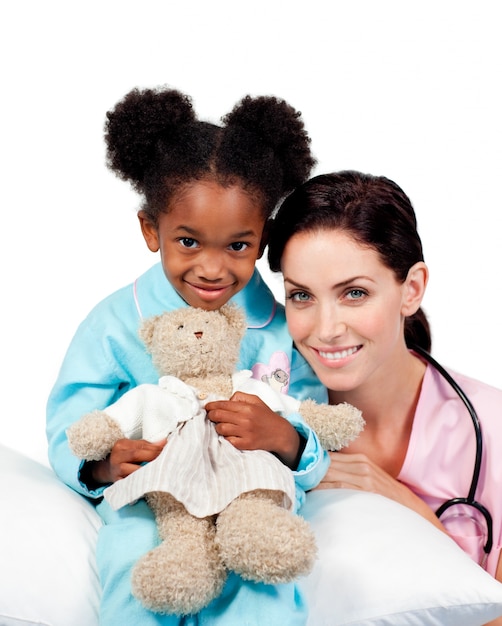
{"left": 281, "top": 229, "right": 421, "bottom": 393}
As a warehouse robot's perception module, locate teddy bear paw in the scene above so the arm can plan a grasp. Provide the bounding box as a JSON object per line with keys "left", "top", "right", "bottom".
{"left": 67, "top": 411, "right": 124, "bottom": 461}
{"left": 131, "top": 539, "right": 227, "bottom": 615}
{"left": 216, "top": 493, "right": 317, "bottom": 584}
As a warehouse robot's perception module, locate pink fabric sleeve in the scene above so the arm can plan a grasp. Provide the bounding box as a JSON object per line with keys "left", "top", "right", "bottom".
{"left": 399, "top": 364, "right": 502, "bottom": 576}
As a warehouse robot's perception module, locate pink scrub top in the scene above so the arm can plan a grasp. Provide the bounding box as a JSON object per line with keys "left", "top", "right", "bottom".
{"left": 399, "top": 362, "right": 502, "bottom": 575}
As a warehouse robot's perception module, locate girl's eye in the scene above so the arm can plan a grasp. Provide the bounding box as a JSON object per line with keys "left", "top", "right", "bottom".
{"left": 229, "top": 242, "right": 248, "bottom": 252}
{"left": 179, "top": 238, "right": 199, "bottom": 249}
{"left": 346, "top": 288, "right": 367, "bottom": 300}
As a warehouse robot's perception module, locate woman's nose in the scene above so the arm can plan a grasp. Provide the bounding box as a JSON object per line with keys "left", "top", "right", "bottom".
{"left": 316, "top": 307, "right": 347, "bottom": 343}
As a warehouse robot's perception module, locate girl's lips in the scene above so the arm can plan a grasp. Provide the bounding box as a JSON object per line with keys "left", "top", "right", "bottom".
{"left": 187, "top": 283, "right": 233, "bottom": 302}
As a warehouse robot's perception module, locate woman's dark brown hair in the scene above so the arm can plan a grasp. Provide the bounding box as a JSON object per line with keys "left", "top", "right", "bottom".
{"left": 268, "top": 170, "right": 431, "bottom": 351}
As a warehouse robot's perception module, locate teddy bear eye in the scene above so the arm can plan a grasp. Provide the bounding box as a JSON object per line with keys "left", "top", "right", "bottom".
{"left": 177, "top": 325, "right": 184, "bottom": 330}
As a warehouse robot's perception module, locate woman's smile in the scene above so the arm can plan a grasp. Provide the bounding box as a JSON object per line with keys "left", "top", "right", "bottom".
{"left": 317, "top": 345, "right": 361, "bottom": 362}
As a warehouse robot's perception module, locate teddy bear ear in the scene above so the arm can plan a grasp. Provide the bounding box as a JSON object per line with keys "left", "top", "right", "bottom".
{"left": 219, "top": 304, "right": 247, "bottom": 335}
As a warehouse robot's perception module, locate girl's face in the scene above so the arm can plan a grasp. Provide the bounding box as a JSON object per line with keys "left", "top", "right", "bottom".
{"left": 281, "top": 229, "right": 425, "bottom": 393}
{"left": 139, "top": 180, "right": 267, "bottom": 310}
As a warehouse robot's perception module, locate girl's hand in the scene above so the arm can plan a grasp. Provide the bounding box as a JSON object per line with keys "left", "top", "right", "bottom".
{"left": 317, "top": 451, "right": 445, "bottom": 530}
{"left": 87, "top": 438, "right": 167, "bottom": 485}
{"left": 205, "top": 391, "right": 302, "bottom": 469}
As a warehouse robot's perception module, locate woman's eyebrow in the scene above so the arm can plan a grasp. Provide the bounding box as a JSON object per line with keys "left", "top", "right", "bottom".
{"left": 283, "top": 277, "right": 309, "bottom": 290}
{"left": 284, "top": 275, "right": 374, "bottom": 289}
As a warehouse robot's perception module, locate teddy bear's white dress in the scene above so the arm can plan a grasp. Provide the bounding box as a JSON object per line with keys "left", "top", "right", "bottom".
{"left": 103, "top": 371, "right": 300, "bottom": 517}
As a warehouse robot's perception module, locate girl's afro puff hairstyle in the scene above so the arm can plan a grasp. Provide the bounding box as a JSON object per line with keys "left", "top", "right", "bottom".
{"left": 104, "top": 85, "right": 316, "bottom": 222}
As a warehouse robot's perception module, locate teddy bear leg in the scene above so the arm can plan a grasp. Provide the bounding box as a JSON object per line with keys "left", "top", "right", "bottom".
{"left": 215, "top": 489, "right": 317, "bottom": 584}
{"left": 131, "top": 492, "right": 227, "bottom": 616}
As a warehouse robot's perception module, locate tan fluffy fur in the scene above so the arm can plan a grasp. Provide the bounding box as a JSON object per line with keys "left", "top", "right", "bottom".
{"left": 67, "top": 304, "right": 364, "bottom": 615}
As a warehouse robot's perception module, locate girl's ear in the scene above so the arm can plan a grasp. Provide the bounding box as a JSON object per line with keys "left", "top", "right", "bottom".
{"left": 401, "top": 262, "right": 429, "bottom": 317}
{"left": 138, "top": 211, "right": 160, "bottom": 253}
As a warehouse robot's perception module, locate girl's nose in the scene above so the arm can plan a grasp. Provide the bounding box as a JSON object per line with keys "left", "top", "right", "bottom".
{"left": 196, "top": 250, "right": 225, "bottom": 281}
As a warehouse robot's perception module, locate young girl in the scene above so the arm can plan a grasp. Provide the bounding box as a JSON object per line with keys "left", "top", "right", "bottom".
{"left": 267, "top": 170, "right": 502, "bottom": 615}
{"left": 46, "top": 86, "right": 329, "bottom": 626}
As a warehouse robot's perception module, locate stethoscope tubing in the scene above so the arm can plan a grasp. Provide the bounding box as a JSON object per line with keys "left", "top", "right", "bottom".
{"left": 410, "top": 344, "right": 493, "bottom": 556}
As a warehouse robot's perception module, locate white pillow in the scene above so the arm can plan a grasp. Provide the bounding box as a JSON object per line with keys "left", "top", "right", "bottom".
{"left": 0, "top": 444, "right": 101, "bottom": 626}
{"left": 3, "top": 447, "right": 502, "bottom": 626}
{"left": 300, "top": 489, "right": 502, "bottom": 626}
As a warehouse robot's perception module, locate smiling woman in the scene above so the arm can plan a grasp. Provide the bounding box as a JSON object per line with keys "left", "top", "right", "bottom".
{"left": 280, "top": 228, "right": 425, "bottom": 394}
{"left": 267, "top": 171, "right": 502, "bottom": 611}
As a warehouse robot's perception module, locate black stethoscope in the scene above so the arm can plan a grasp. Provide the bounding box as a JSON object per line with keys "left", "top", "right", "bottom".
{"left": 410, "top": 344, "right": 493, "bottom": 563}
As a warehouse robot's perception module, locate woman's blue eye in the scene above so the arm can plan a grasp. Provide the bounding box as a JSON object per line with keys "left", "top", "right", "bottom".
{"left": 290, "top": 292, "right": 310, "bottom": 302}
{"left": 229, "top": 242, "right": 248, "bottom": 252}
{"left": 180, "top": 238, "right": 198, "bottom": 249}
{"left": 347, "top": 289, "right": 366, "bottom": 299}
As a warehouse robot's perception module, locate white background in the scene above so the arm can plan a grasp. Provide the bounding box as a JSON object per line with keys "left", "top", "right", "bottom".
{"left": 1, "top": 1, "right": 501, "bottom": 465}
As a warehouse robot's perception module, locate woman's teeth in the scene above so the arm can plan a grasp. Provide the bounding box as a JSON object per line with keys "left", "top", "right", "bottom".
{"left": 319, "top": 346, "right": 358, "bottom": 360}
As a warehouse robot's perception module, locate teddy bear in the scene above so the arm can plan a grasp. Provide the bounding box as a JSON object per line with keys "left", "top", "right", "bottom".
{"left": 67, "top": 304, "right": 364, "bottom": 616}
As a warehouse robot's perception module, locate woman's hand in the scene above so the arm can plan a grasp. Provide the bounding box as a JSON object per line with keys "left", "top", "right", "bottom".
{"left": 87, "top": 437, "right": 167, "bottom": 485}
{"left": 205, "top": 391, "right": 302, "bottom": 469}
{"left": 316, "top": 451, "right": 403, "bottom": 497}
{"left": 317, "top": 451, "right": 445, "bottom": 530}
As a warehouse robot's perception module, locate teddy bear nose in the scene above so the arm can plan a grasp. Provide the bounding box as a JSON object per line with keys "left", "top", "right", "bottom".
{"left": 194, "top": 332, "right": 203, "bottom": 339}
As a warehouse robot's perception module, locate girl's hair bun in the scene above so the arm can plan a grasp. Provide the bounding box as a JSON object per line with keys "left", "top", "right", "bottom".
{"left": 105, "top": 87, "right": 195, "bottom": 187}
{"left": 223, "top": 95, "right": 315, "bottom": 191}
{"left": 104, "top": 85, "right": 315, "bottom": 221}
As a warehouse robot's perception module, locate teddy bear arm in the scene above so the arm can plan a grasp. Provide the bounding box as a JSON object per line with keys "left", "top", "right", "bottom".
{"left": 67, "top": 410, "right": 124, "bottom": 461}
{"left": 298, "top": 399, "right": 365, "bottom": 451}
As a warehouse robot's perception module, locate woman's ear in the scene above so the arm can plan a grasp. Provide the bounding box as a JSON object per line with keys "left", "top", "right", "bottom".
{"left": 401, "top": 262, "right": 429, "bottom": 316}
{"left": 138, "top": 211, "right": 160, "bottom": 253}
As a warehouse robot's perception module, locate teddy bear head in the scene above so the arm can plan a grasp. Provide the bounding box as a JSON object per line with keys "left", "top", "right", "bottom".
{"left": 139, "top": 304, "right": 248, "bottom": 380}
